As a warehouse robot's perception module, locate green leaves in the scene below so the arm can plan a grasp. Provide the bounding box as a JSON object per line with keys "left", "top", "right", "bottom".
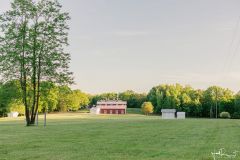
{"left": 148, "top": 84, "right": 183, "bottom": 112}
{"left": 147, "top": 84, "right": 237, "bottom": 117}
{"left": 0, "top": 0, "right": 72, "bottom": 125}
{"left": 119, "top": 90, "right": 147, "bottom": 108}
{"left": 56, "top": 86, "right": 89, "bottom": 112}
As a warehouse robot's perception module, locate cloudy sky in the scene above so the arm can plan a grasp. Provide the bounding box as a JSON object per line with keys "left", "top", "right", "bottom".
{"left": 1, "top": 0, "right": 240, "bottom": 93}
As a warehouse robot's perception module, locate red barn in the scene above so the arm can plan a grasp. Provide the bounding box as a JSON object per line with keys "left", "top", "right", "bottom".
{"left": 90, "top": 100, "right": 127, "bottom": 114}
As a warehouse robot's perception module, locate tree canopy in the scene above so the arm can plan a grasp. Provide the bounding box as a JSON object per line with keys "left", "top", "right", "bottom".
{"left": 147, "top": 84, "right": 237, "bottom": 118}
{"left": 0, "top": 0, "right": 72, "bottom": 125}
{"left": 0, "top": 82, "right": 240, "bottom": 119}
{"left": 0, "top": 81, "right": 90, "bottom": 116}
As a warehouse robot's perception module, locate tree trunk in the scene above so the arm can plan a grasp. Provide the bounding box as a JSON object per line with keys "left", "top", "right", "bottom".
{"left": 20, "top": 20, "right": 31, "bottom": 126}
{"left": 30, "top": 23, "right": 38, "bottom": 125}
{"left": 33, "top": 55, "right": 41, "bottom": 122}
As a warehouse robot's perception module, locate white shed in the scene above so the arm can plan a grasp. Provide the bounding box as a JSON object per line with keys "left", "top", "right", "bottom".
{"left": 90, "top": 107, "right": 100, "bottom": 114}
{"left": 7, "top": 112, "right": 19, "bottom": 118}
{"left": 161, "top": 109, "right": 176, "bottom": 119}
{"left": 177, "top": 112, "right": 186, "bottom": 119}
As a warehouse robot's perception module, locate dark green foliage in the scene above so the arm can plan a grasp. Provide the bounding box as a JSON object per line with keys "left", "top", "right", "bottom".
{"left": 232, "top": 112, "right": 240, "bottom": 119}
{"left": 0, "top": 81, "right": 90, "bottom": 115}
{"left": 89, "top": 93, "right": 118, "bottom": 106}
{"left": 119, "top": 90, "right": 147, "bottom": 108}
{"left": 147, "top": 84, "right": 238, "bottom": 118}
{"left": 1, "top": 80, "right": 240, "bottom": 119}
{"left": 202, "top": 86, "right": 234, "bottom": 118}
{"left": 89, "top": 91, "right": 147, "bottom": 108}
{"left": 147, "top": 84, "right": 200, "bottom": 114}
{"left": 0, "top": 80, "right": 22, "bottom": 116}
{"left": 232, "top": 94, "right": 240, "bottom": 119}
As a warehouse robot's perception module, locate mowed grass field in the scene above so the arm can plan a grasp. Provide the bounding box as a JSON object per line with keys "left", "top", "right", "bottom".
{"left": 0, "top": 112, "right": 240, "bottom": 160}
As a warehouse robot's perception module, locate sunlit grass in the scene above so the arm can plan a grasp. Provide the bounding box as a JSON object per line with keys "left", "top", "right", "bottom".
{"left": 0, "top": 112, "right": 240, "bottom": 160}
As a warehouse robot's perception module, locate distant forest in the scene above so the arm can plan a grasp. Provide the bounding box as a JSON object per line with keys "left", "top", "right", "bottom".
{"left": 1, "top": 81, "right": 240, "bottom": 119}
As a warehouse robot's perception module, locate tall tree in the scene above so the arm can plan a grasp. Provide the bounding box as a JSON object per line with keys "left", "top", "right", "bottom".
{"left": 202, "top": 86, "right": 233, "bottom": 118}
{"left": 90, "top": 93, "right": 118, "bottom": 105}
{"left": 66, "top": 90, "right": 90, "bottom": 111}
{"left": 179, "top": 86, "right": 203, "bottom": 116}
{"left": 119, "top": 90, "right": 147, "bottom": 108}
{"left": 39, "top": 81, "right": 59, "bottom": 112}
{"left": 233, "top": 92, "right": 240, "bottom": 118}
{"left": 56, "top": 85, "right": 72, "bottom": 112}
{"left": 148, "top": 84, "right": 182, "bottom": 113}
{"left": 0, "top": 0, "right": 73, "bottom": 125}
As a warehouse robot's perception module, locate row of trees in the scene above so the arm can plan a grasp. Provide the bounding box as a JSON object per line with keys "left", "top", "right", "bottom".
{"left": 1, "top": 0, "right": 239, "bottom": 125}
{"left": 90, "top": 84, "right": 240, "bottom": 118}
{"left": 0, "top": 83, "right": 148, "bottom": 116}
{"left": 89, "top": 90, "right": 147, "bottom": 108}
{"left": 1, "top": 81, "right": 240, "bottom": 119}
{"left": 148, "top": 84, "right": 240, "bottom": 118}
{"left": 0, "top": 81, "right": 89, "bottom": 116}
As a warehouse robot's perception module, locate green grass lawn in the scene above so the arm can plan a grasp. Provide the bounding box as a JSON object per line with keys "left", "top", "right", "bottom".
{"left": 126, "top": 108, "right": 142, "bottom": 114}
{"left": 0, "top": 113, "right": 240, "bottom": 160}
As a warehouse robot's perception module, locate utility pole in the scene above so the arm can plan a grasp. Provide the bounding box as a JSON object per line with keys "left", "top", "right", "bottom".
{"left": 44, "top": 107, "right": 47, "bottom": 127}
{"left": 36, "top": 111, "right": 38, "bottom": 126}
{"left": 215, "top": 99, "right": 218, "bottom": 119}
{"left": 210, "top": 106, "right": 212, "bottom": 118}
{"left": 44, "top": 111, "right": 47, "bottom": 127}
{"left": 215, "top": 89, "right": 218, "bottom": 119}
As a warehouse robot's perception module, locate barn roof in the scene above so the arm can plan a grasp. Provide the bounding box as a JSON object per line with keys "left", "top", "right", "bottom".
{"left": 97, "top": 100, "right": 127, "bottom": 105}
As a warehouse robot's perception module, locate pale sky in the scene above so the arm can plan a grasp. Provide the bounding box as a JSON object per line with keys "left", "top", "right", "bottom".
{"left": 1, "top": 0, "right": 240, "bottom": 94}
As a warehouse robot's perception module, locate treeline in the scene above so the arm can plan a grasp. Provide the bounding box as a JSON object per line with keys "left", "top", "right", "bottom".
{"left": 148, "top": 84, "right": 240, "bottom": 118}
{"left": 0, "top": 81, "right": 89, "bottom": 116}
{"left": 90, "top": 84, "right": 240, "bottom": 119}
{"left": 90, "top": 91, "right": 147, "bottom": 108}
{"left": 1, "top": 81, "right": 240, "bottom": 119}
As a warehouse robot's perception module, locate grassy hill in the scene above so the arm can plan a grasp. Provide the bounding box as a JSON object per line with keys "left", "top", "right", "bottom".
{"left": 0, "top": 113, "right": 239, "bottom": 160}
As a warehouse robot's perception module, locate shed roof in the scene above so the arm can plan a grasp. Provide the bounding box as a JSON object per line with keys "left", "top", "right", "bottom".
{"left": 161, "top": 109, "right": 176, "bottom": 113}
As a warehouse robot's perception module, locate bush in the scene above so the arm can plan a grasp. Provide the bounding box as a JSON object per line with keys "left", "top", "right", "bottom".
{"left": 232, "top": 112, "right": 240, "bottom": 119}
{"left": 8, "top": 101, "right": 25, "bottom": 115}
{"left": 141, "top": 102, "right": 154, "bottom": 115}
{"left": 220, "top": 112, "right": 231, "bottom": 119}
